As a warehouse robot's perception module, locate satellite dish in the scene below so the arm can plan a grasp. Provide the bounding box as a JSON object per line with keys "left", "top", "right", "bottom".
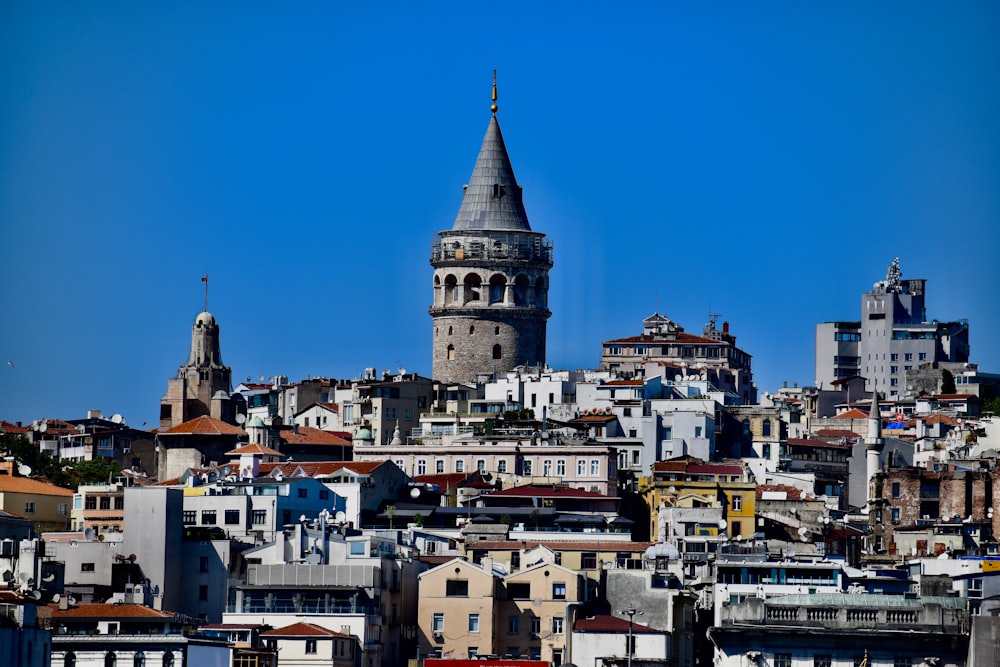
{"left": 235, "top": 413, "right": 247, "bottom": 425}
{"left": 17, "top": 463, "right": 31, "bottom": 476}
{"left": 42, "top": 573, "right": 55, "bottom": 582}
{"left": 29, "top": 590, "right": 42, "bottom": 600}
{"left": 410, "top": 487, "right": 421, "bottom": 499}
{"left": 51, "top": 593, "right": 60, "bottom": 603}
{"left": 111, "top": 414, "right": 124, "bottom": 425}
{"left": 84, "top": 528, "right": 95, "bottom": 541}
{"left": 68, "top": 595, "right": 77, "bottom": 605}
{"left": 718, "top": 519, "right": 727, "bottom": 529}
{"left": 38, "top": 421, "right": 48, "bottom": 433}
{"left": 258, "top": 375, "right": 264, "bottom": 382}
{"left": 299, "top": 515, "right": 307, "bottom": 523}
{"left": 334, "top": 511, "right": 347, "bottom": 524}
{"left": 798, "top": 526, "right": 809, "bottom": 536}
{"left": 76, "top": 424, "right": 86, "bottom": 433}
{"left": 1, "top": 571, "right": 13, "bottom": 582}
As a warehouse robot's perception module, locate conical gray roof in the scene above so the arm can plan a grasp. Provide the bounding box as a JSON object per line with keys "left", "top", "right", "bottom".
{"left": 451, "top": 115, "right": 532, "bottom": 231}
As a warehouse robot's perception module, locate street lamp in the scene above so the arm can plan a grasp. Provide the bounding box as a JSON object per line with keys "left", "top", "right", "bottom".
{"left": 619, "top": 607, "right": 643, "bottom": 667}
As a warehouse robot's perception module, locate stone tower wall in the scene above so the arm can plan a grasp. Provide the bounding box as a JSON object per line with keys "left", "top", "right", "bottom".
{"left": 432, "top": 312, "right": 546, "bottom": 383}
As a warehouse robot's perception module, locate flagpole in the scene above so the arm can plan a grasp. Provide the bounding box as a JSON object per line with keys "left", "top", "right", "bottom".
{"left": 202, "top": 274, "right": 209, "bottom": 312}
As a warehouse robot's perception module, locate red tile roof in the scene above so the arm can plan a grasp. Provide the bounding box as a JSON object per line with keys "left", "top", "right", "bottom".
{"left": 786, "top": 438, "right": 850, "bottom": 450}
{"left": 604, "top": 332, "right": 722, "bottom": 346}
{"left": 161, "top": 415, "right": 245, "bottom": 436}
{"left": 0, "top": 420, "right": 30, "bottom": 434}
{"left": 487, "top": 484, "right": 610, "bottom": 499}
{"left": 836, "top": 408, "right": 870, "bottom": 419}
{"left": 602, "top": 380, "right": 644, "bottom": 386}
{"left": 414, "top": 472, "right": 485, "bottom": 489}
{"left": 574, "top": 614, "right": 660, "bottom": 634}
{"left": 933, "top": 394, "right": 976, "bottom": 400}
{"left": 226, "top": 443, "right": 284, "bottom": 456}
{"left": 687, "top": 464, "right": 745, "bottom": 476}
{"left": 50, "top": 603, "right": 175, "bottom": 619}
{"left": 279, "top": 427, "right": 351, "bottom": 446}
{"left": 261, "top": 622, "right": 350, "bottom": 638}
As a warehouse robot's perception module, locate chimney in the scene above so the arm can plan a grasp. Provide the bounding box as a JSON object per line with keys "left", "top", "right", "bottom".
{"left": 481, "top": 556, "right": 493, "bottom": 573}
{"left": 152, "top": 593, "right": 163, "bottom": 610}
{"left": 722, "top": 321, "right": 730, "bottom": 334}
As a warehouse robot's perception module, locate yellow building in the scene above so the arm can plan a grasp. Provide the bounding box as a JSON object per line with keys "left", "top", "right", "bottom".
{"left": 0, "top": 460, "right": 73, "bottom": 532}
{"left": 643, "top": 458, "right": 757, "bottom": 540}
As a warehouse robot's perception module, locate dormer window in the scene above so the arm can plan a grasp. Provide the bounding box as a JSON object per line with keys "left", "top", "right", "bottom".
{"left": 492, "top": 183, "right": 504, "bottom": 198}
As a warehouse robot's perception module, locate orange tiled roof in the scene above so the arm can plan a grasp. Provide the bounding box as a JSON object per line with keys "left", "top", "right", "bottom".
{"left": 0, "top": 420, "right": 30, "bottom": 434}
{"left": 51, "top": 603, "right": 175, "bottom": 619}
{"left": 226, "top": 443, "right": 284, "bottom": 457}
{"left": 570, "top": 414, "right": 618, "bottom": 424}
{"left": 757, "top": 484, "right": 805, "bottom": 500}
{"left": 161, "top": 415, "right": 245, "bottom": 436}
{"left": 279, "top": 427, "right": 351, "bottom": 447}
{"left": 0, "top": 475, "right": 73, "bottom": 496}
{"left": 262, "top": 622, "right": 350, "bottom": 638}
{"left": 575, "top": 615, "right": 660, "bottom": 634}
{"left": 487, "top": 484, "right": 610, "bottom": 499}
{"left": 836, "top": 408, "right": 870, "bottom": 419}
{"left": 602, "top": 379, "right": 644, "bottom": 386}
{"left": 815, "top": 429, "right": 861, "bottom": 438}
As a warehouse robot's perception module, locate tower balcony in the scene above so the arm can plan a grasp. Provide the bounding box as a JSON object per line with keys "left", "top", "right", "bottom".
{"left": 430, "top": 236, "right": 553, "bottom": 268}
{"left": 428, "top": 304, "right": 551, "bottom": 319}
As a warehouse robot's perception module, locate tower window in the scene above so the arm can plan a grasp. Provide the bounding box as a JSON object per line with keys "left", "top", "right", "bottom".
{"left": 448, "top": 345, "right": 456, "bottom": 361}
{"left": 493, "top": 344, "right": 502, "bottom": 360}
{"left": 492, "top": 183, "right": 504, "bottom": 198}
{"left": 495, "top": 326, "right": 501, "bottom": 335}
{"left": 469, "top": 326, "right": 475, "bottom": 335}
{"left": 448, "top": 326, "right": 453, "bottom": 335}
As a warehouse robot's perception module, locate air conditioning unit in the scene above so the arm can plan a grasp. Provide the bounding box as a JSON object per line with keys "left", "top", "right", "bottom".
{"left": 433, "top": 631, "right": 443, "bottom": 639}
{"left": 122, "top": 447, "right": 131, "bottom": 454}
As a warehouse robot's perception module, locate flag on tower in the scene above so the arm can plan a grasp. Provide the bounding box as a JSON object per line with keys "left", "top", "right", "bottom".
{"left": 202, "top": 275, "right": 208, "bottom": 283}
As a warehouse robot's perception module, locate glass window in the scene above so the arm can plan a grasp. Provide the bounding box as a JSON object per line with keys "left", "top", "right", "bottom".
{"left": 251, "top": 509, "right": 266, "bottom": 525}
{"left": 305, "top": 640, "right": 317, "bottom": 654}
{"left": 436, "top": 460, "right": 445, "bottom": 473}
{"left": 531, "top": 617, "right": 541, "bottom": 635}
{"left": 105, "top": 652, "right": 117, "bottom": 667}
{"left": 182, "top": 511, "right": 196, "bottom": 525}
{"left": 590, "top": 460, "right": 600, "bottom": 476}
{"left": 497, "top": 460, "right": 507, "bottom": 473}
{"left": 201, "top": 510, "right": 216, "bottom": 525}
{"left": 455, "top": 460, "right": 465, "bottom": 473}
{"left": 433, "top": 613, "right": 444, "bottom": 632}
{"left": 732, "top": 495, "right": 742, "bottom": 512}
{"left": 507, "top": 615, "right": 519, "bottom": 634}
{"left": 133, "top": 652, "right": 145, "bottom": 667}
{"left": 65, "top": 653, "right": 77, "bottom": 667}
{"left": 297, "top": 488, "right": 308, "bottom": 498}
{"left": 543, "top": 460, "right": 552, "bottom": 476}
{"left": 477, "top": 459, "right": 486, "bottom": 472}
{"left": 774, "top": 655, "right": 791, "bottom": 667}
{"left": 556, "top": 460, "right": 565, "bottom": 476}
{"left": 468, "top": 613, "right": 480, "bottom": 633}
{"left": 417, "top": 459, "right": 427, "bottom": 475}
{"left": 446, "top": 580, "right": 469, "bottom": 597}
{"left": 815, "top": 656, "right": 832, "bottom": 667}
{"left": 522, "top": 460, "right": 532, "bottom": 475}
{"left": 582, "top": 552, "right": 598, "bottom": 569}
{"left": 577, "top": 460, "right": 586, "bottom": 476}
{"left": 552, "top": 615, "right": 563, "bottom": 635}
{"left": 162, "top": 654, "right": 173, "bottom": 667}
{"left": 224, "top": 510, "right": 240, "bottom": 525}
{"left": 552, "top": 583, "right": 566, "bottom": 599}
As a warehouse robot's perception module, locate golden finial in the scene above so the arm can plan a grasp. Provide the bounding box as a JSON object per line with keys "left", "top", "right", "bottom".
{"left": 491, "top": 69, "right": 498, "bottom": 114}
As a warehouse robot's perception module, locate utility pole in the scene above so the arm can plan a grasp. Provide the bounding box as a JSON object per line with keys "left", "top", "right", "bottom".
{"left": 619, "top": 606, "right": 643, "bottom": 667}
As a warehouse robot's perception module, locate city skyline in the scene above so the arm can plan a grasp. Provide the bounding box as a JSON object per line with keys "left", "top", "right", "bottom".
{"left": 2, "top": 3, "right": 999, "bottom": 427}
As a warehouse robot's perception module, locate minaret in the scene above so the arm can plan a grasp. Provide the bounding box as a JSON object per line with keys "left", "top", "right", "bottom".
{"left": 160, "top": 279, "right": 233, "bottom": 428}
{"left": 429, "top": 72, "right": 553, "bottom": 383}
{"left": 865, "top": 386, "right": 885, "bottom": 507}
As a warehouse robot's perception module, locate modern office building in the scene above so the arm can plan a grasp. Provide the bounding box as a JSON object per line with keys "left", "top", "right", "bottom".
{"left": 815, "top": 258, "right": 970, "bottom": 397}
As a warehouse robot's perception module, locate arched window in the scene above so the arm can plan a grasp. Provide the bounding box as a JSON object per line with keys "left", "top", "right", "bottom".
{"left": 469, "top": 325, "right": 475, "bottom": 335}
{"left": 494, "top": 326, "right": 500, "bottom": 335}
{"left": 105, "top": 653, "right": 117, "bottom": 667}
{"left": 464, "top": 274, "right": 482, "bottom": 302}
{"left": 762, "top": 419, "right": 772, "bottom": 438}
{"left": 133, "top": 652, "right": 145, "bottom": 667}
{"left": 447, "top": 345, "right": 456, "bottom": 361}
{"left": 534, "top": 277, "right": 547, "bottom": 308}
{"left": 444, "top": 275, "right": 459, "bottom": 304}
{"left": 513, "top": 274, "right": 529, "bottom": 306}
{"left": 448, "top": 326, "right": 453, "bottom": 335}
{"left": 489, "top": 275, "right": 506, "bottom": 304}
{"left": 64, "top": 653, "right": 76, "bottom": 667}
{"left": 162, "top": 654, "right": 174, "bottom": 667}
{"left": 493, "top": 344, "right": 502, "bottom": 360}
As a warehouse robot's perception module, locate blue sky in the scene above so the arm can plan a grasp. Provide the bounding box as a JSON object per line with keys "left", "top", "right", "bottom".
{"left": 2, "top": 2, "right": 998, "bottom": 428}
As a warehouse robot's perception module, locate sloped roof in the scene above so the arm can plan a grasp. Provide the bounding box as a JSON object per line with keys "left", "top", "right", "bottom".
{"left": 836, "top": 408, "right": 870, "bottom": 419}
{"left": 259, "top": 460, "right": 386, "bottom": 479}
{"left": 161, "top": 415, "right": 245, "bottom": 436}
{"left": 604, "top": 331, "right": 722, "bottom": 346}
{"left": 574, "top": 614, "right": 661, "bottom": 634}
{"left": 0, "top": 420, "right": 29, "bottom": 434}
{"left": 0, "top": 475, "right": 73, "bottom": 496}
{"left": 451, "top": 114, "right": 531, "bottom": 232}
{"left": 261, "top": 622, "right": 350, "bottom": 638}
{"left": 786, "top": 438, "right": 849, "bottom": 450}
{"left": 570, "top": 414, "right": 618, "bottom": 424}
{"left": 279, "top": 427, "right": 351, "bottom": 447}
{"left": 50, "top": 603, "right": 175, "bottom": 619}
{"left": 687, "top": 463, "right": 745, "bottom": 476}
{"left": 226, "top": 443, "right": 284, "bottom": 457}
{"left": 756, "top": 484, "right": 806, "bottom": 500}
{"left": 815, "top": 429, "right": 861, "bottom": 438}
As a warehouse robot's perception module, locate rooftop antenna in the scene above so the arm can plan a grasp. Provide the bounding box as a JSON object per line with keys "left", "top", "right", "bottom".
{"left": 491, "top": 69, "right": 498, "bottom": 114}
{"left": 201, "top": 273, "right": 209, "bottom": 312}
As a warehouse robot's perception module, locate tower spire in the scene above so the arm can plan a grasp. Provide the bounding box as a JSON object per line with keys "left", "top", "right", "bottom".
{"left": 491, "top": 69, "right": 498, "bottom": 114}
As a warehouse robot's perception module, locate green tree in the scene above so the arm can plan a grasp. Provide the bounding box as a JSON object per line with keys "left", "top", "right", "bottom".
{"left": 941, "top": 369, "right": 957, "bottom": 394}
